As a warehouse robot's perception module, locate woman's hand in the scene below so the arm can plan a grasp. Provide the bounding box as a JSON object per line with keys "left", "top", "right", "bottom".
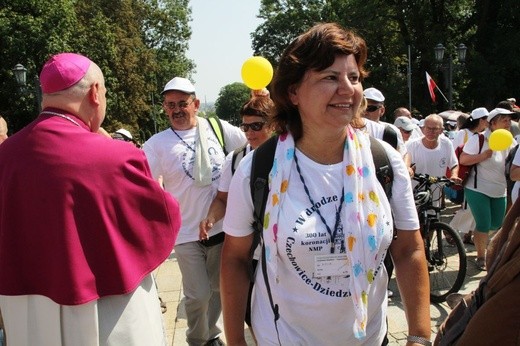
{"left": 481, "top": 148, "right": 493, "bottom": 160}
{"left": 450, "top": 175, "right": 463, "bottom": 185}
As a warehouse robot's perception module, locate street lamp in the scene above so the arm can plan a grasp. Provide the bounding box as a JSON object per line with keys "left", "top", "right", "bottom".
{"left": 434, "top": 43, "right": 467, "bottom": 109}
{"left": 12, "top": 64, "right": 28, "bottom": 87}
{"left": 12, "top": 63, "right": 42, "bottom": 112}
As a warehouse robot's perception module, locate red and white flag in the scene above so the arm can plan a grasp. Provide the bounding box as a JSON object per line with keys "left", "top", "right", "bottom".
{"left": 425, "top": 71, "right": 438, "bottom": 102}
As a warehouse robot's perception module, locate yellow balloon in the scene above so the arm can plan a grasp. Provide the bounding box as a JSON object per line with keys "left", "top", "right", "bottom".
{"left": 489, "top": 129, "right": 514, "bottom": 151}
{"left": 241, "top": 56, "right": 273, "bottom": 90}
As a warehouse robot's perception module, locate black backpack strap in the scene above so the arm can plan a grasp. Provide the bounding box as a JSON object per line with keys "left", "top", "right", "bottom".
{"left": 369, "top": 136, "right": 394, "bottom": 199}
{"left": 382, "top": 125, "right": 398, "bottom": 150}
{"left": 472, "top": 134, "right": 485, "bottom": 189}
{"left": 249, "top": 135, "right": 280, "bottom": 337}
{"left": 231, "top": 144, "right": 247, "bottom": 175}
{"left": 206, "top": 117, "right": 228, "bottom": 155}
{"left": 250, "top": 135, "right": 278, "bottom": 236}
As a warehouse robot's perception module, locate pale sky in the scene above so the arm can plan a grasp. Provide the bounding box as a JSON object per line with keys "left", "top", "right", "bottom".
{"left": 187, "top": 0, "right": 262, "bottom": 104}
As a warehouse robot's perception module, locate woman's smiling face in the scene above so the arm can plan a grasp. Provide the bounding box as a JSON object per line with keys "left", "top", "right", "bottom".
{"left": 288, "top": 54, "right": 363, "bottom": 132}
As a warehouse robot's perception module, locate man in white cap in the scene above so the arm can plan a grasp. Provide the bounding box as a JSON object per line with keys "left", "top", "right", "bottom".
{"left": 394, "top": 116, "right": 417, "bottom": 143}
{"left": 362, "top": 87, "right": 407, "bottom": 158}
{"left": 143, "top": 77, "right": 245, "bottom": 346}
{"left": 393, "top": 107, "right": 423, "bottom": 140}
{"left": 112, "top": 128, "right": 139, "bottom": 147}
{"left": 0, "top": 53, "right": 181, "bottom": 345}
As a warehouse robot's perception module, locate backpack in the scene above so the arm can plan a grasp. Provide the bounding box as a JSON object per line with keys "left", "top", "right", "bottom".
{"left": 206, "top": 116, "right": 228, "bottom": 155}
{"left": 434, "top": 198, "right": 520, "bottom": 345}
{"left": 382, "top": 124, "right": 398, "bottom": 150}
{"left": 248, "top": 135, "right": 394, "bottom": 329}
{"left": 447, "top": 133, "right": 484, "bottom": 190}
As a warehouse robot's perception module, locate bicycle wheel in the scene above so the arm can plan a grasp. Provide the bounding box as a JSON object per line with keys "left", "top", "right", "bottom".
{"left": 426, "top": 222, "right": 467, "bottom": 303}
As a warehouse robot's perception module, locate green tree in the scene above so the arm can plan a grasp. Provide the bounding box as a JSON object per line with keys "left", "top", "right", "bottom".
{"left": 252, "top": 0, "right": 519, "bottom": 116}
{"left": 215, "top": 82, "right": 251, "bottom": 125}
{"left": 0, "top": 0, "right": 194, "bottom": 141}
{"left": 0, "top": 0, "right": 78, "bottom": 132}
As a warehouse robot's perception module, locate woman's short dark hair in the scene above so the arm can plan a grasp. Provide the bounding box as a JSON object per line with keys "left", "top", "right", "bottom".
{"left": 460, "top": 116, "right": 482, "bottom": 130}
{"left": 271, "top": 23, "right": 369, "bottom": 141}
{"left": 239, "top": 89, "right": 275, "bottom": 122}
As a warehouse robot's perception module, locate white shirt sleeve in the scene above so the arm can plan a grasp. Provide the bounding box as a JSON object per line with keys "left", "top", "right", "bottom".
{"left": 221, "top": 120, "right": 247, "bottom": 152}
{"left": 223, "top": 152, "right": 255, "bottom": 237}
{"left": 142, "top": 138, "right": 162, "bottom": 179}
{"left": 381, "top": 140, "right": 420, "bottom": 231}
{"left": 217, "top": 151, "right": 234, "bottom": 192}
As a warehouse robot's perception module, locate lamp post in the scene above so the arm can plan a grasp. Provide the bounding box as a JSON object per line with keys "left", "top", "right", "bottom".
{"left": 12, "top": 63, "right": 42, "bottom": 112}
{"left": 434, "top": 43, "right": 467, "bottom": 109}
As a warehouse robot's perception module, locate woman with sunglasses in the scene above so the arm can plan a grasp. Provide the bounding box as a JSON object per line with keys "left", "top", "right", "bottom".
{"left": 199, "top": 89, "right": 274, "bottom": 242}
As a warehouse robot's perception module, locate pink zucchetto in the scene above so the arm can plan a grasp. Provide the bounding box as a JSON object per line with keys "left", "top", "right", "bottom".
{"left": 40, "top": 53, "right": 92, "bottom": 94}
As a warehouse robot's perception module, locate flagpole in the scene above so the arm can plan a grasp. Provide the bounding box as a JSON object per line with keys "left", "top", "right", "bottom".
{"left": 435, "top": 85, "right": 449, "bottom": 103}
{"left": 407, "top": 45, "right": 412, "bottom": 111}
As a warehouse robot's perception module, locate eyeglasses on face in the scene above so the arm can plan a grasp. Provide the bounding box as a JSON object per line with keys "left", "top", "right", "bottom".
{"left": 424, "top": 126, "right": 442, "bottom": 132}
{"left": 239, "top": 121, "right": 266, "bottom": 132}
{"left": 164, "top": 99, "right": 194, "bottom": 110}
{"left": 365, "top": 105, "right": 382, "bottom": 112}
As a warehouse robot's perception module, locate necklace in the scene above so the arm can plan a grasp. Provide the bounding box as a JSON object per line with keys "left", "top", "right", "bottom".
{"left": 40, "top": 111, "right": 81, "bottom": 127}
{"left": 171, "top": 127, "right": 195, "bottom": 152}
{"left": 294, "top": 151, "right": 345, "bottom": 254}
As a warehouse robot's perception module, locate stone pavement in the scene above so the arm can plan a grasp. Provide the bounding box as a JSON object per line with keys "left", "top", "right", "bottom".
{"left": 155, "top": 247, "right": 485, "bottom": 346}
{"left": 155, "top": 202, "right": 486, "bottom": 345}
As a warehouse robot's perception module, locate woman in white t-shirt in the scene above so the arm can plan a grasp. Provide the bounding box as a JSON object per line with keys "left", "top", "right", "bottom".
{"left": 460, "top": 107, "right": 518, "bottom": 271}
{"left": 452, "top": 107, "right": 489, "bottom": 243}
{"left": 221, "top": 23, "right": 430, "bottom": 346}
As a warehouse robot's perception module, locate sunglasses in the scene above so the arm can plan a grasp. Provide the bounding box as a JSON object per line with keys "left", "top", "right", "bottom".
{"left": 365, "top": 105, "right": 382, "bottom": 112}
{"left": 164, "top": 99, "right": 194, "bottom": 110}
{"left": 239, "top": 122, "right": 266, "bottom": 132}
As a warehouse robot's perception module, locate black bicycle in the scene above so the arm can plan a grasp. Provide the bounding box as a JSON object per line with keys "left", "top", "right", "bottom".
{"left": 413, "top": 174, "right": 467, "bottom": 303}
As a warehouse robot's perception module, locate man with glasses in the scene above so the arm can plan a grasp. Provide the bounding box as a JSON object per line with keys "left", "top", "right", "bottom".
{"left": 143, "top": 77, "right": 245, "bottom": 346}
{"left": 406, "top": 114, "right": 460, "bottom": 205}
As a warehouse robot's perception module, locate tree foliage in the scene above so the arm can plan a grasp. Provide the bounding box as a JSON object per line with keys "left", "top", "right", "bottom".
{"left": 252, "top": 0, "right": 520, "bottom": 117}
{"left": 215, "top": 83, "right": 251, "bottom": 125}
{"left": 0, "top": 0, "right": 193, "bottom": 141}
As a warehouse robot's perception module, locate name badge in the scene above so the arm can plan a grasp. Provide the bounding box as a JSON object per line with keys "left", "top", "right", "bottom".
{"left": 314, "top": 254, "right": 350, "bottom": 277}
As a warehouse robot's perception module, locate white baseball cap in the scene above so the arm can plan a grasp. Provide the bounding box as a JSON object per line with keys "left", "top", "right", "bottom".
{"left": 470, "top": 107, "right": 489, "bottom": 120}
{"left": 115, "top": 128, "right": 133, "bottom": 140}
{"left": 394, "top": 116, "right": 415, "bottom": 131}
{"left": 162, "top": 77, "right": 196, "bottom": 95}
{"left": 447, "top": 120, "right": 457, "bottom": 127}
{"left": 487, "top": 107, "right": 515, "bottom": 122}
{"left": 363, "top": 87, "right": 385, "bottom": 102}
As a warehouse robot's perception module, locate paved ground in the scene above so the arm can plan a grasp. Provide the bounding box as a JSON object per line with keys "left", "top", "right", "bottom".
{"left": 156, "top": 202, "right": 486, "bottom": 345}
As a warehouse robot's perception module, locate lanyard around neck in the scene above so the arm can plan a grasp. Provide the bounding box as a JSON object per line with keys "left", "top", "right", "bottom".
{"left": 294, "top": 151, "right": 345, "bottom": 254}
